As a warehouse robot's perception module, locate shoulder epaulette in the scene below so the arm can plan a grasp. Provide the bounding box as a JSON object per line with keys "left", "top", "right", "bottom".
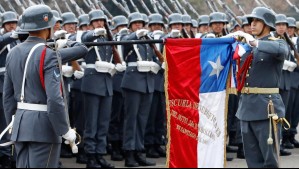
{"left": 268, "top": 37, "right": 280, "bottom": 41}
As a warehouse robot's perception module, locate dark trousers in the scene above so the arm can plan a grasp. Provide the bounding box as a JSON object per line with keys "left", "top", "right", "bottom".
{"left": 145, "top": 91, "right": 166, "bottom": 146}
{"left": 227, "top": 94, "right": 239, "bottom": 142}
{"left": 287, "top": 88, "right": 299, "bottom": 135}
{"left": 122, "top": 89, "right": 153, "bottom": 151}
{"left": 83, "top": 93, "right": 112, "bottom": 154}
{"left": 15, "top": 142, "right": 61, "bottom": 168}
{"left": 109, "top": 91, "right": 124, "bottom": 142}
{"left": 241, "top": 120, "right": 280, "bottom": 168}
{"left": 70, "top": 89, "right": 85, "bottom": 149}
{"left": 0, "top": 93, "right": 11, "bottom": 157}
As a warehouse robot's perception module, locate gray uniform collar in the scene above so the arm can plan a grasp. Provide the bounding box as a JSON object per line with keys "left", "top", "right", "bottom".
{"left": 25, "top": 36, "right": 47, "bottom": 43}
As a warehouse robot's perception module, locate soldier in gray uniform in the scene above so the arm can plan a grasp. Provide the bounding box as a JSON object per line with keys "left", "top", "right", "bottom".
{"left": 0, "top": 11, "right": 20, "bottom": 168}
{"left": 201, "top": 12, "right": 228, "bottom": 38}
{"left": 165, "top": 13, "right": 184, "bottom": 39}
{"left": 121, "top": 12, "right": 157, "bottom": 167}
{"left": 3, "top": 5, "right": 88, "bottom": 168}
{"left": 285, "top": 17, "right": 299, "bottom": 149}
{"left": 52, "top": 10, "right": 62, "bottom": 33}
{"left": 108, "top": 15, "right": 129, "bottom": 162}
{"left": 235, "top": 7, "right": 289, "bottom": 168}
{"left": 196, "top": 15, "right": 209, "bottom": 38}
{"left": 81, "top": 9, "right": 115, "bottom": 168}
{"left": 144, "top": 13, "right": 166, "bottom": 159}
{"left": 182, "top": 14, "right": 195, "bottom": 38}
{"left": 229, "top": 17, "right": 242, "bottom": 33}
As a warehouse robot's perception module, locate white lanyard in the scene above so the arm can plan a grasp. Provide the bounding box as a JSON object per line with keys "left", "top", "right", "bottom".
{"left": 20, "top": 43, "right": 45, "bottom": 102}
{"left": 133, "top": 44, "right": 143, "bottom": 61}
{"left": 76, "top": 31, "right": 84, "bottom": 43}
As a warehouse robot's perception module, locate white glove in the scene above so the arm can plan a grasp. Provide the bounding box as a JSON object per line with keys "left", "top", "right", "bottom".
{"left": 206, "top": 33, "right": 216, "bottom": 38}
{"left": 74, "top": 70, "right": 84, "bottom": 79}
{"left": 81, "top": 62, "right": 87, "bottom": 69}
{"left": 169, "top": 29, "right": 181, "bottom": 38}
{"left": 286, "top": 61, "right": 297, "bottom": 72}
{"left": 162, "top": 62, "right": 166, "bottom": 70}
{"left": 282, "top": 60, "right": 289, "bottom": 70}
{"left": 93, "top": 28, "right": 107, "bottom": 36}
{"left": 152, "top": 30, "right": 164, "bottom": 37}
{"left": 115, "top": 62, "right": 127, "bottom": 72}
{"left": 56, "top": 39, "right": 68, "bottom": 49}
{"left": 54, "top": 30, "right": 67, "bottom": 39}
{"left": 119, "top": 28, "right": 129, "bottom": 36}
{"left": 62, "top": 128, "right": 76, "bottom": 143}
{"left": 235, "top": 31, "right": 256, "bottom": 46}
{"left": 62, "top": 65, "right": 74, "bottom": 77}
{"left": 10, "top": 31, "right": 18, "bottom": 39}
{"left": 136, "top": 29, "right": 149, "bottom": 39}
{"left": 150, "top": 62, "right": 161, "bottom": 74}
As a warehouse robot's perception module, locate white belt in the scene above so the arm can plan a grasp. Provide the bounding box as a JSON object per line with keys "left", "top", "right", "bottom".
{"left": 0, "top": 67, "right": 5, "bottom": 73}
{"left": 85, "top": 64, "right": 95, "bottom": 69}
{"left": 17, "top": 102, "right": 48, "bottom": 112}
{"left": 128, "top": 62, "right": 137, "bottom": 67}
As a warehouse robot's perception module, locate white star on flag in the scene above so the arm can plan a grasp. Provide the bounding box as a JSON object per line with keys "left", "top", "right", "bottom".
{"left": 208, "top": 56, "right": 224, "bottom": 79}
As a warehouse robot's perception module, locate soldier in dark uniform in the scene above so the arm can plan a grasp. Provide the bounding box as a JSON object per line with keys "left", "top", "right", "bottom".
{"left": 0, "top": 11, "right": 20, "bottom": 168}
{"left": 81, "top": 9, "right": 115, "bottom": 168}
{"left": 121, "top": 12, "right": 157, "bottom": 167}
{"left": 51, "top": 10, "right": 62, "bottom": 33}
{"left": 236, "top": 7, "right": 289, "bottom": 168}
{"left": 108, "top": 15, "right": 129, "bottom": 162}
{"left": 144, "top": 13, "right": 166, "bottom": 159}
{"left": 202, "top": 12, "right": 228, "bottom": 38}
{"left": 285, "top": 17, "right": 299, "bottom": 149}
{"left": 3, "top": 5, "right": 88, "bottom": 168}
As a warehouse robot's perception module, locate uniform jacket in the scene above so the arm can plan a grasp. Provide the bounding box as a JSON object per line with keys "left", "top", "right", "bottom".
{"left": 236, "top": 35, "right": 289, "bottom": 121}
{"left": 121, "top": 32, "right": 155, "bottom": 94}
{"left": 3, "top": 36, "right": 88, "bottom": 143}
{"left": 81, "top": 30, "right": 114, "bottom": 96}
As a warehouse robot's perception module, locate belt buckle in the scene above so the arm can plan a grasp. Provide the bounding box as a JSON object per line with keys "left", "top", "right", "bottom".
{"left": 244, "top": 88, "right": 249, "bottom": 94}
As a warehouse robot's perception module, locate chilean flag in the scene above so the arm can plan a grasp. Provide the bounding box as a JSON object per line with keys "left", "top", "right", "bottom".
{"left": 165, "top": 38, "right": 235, "bottom": 168}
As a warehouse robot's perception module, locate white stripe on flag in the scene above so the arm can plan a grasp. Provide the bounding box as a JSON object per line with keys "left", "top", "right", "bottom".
{"left": 198, "top": 91, "right": 226, "bottom": 168}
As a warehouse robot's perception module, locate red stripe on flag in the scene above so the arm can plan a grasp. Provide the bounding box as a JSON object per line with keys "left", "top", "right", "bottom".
{"left": 166, "top": 39, "right": 201, "bottom": 168}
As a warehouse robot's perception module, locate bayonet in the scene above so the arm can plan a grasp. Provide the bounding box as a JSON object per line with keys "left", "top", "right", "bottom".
{"left": 254, "top": 0, "right": 262, "bottom": 7}
{"left": 14, "top": 0, "right": 26, "bottom": 12}
{"left": 182, "top": 0, "right": 200, "bottom": 18}
{"left": 21, "top": 0, "right": 29, "bottom": 8}
{"left": 70, "top": 0, "right": 84, "bottom": 15}
{"left": 27, "top": 0, "right": 36, "bottom": 6}
{"left": 150, "top": 0, "right": 160, "bottom": 14}
{"left": 232, "top": 0, "right": 246, "bottom": 15}
{"left": 130, "top": 0, "right": 140, "bottom": 12}
{"left": 122, "top": 0, "right": 131, "bottom": 13}
{"left": 209, "top": 0, "right": 220, "bottom": 12}
{"left": 156, "top": 0, "right": 169, "bottom": 16}
{"left": 87, "top": 0, "right": 96, "bottom": 10}
{"left": 52, "top": 0, "right": 62, "bottom": 15}
{"left": 159, "top": 0, "right": 172, "bottom": 14}
{"left": 62, "top": 0, "right": 73, "bottom": 13}
{"left": 205, "top": 0, "right": 215, "bottom": 13}
{"left": 40, "top": 0, "right": 45, "bottom": 4}
{"left": 216, "top": 0, "right": 242, "bottom": 25}
{"left": 83, "top": 0, "right": 91, "bottom": 10}
{"left": 138, "top": 0, "right": 152, "bottom": 15}
{"left": 170, "top": 0, "right": 182, "bottom": 14}
{"left": 112, "top": 0, "right": 130, "bottom": 16}
{"left": 0, "top": 4, "right": 5, "bottom": 13}
{"left": 175, "top": 0, "right": 188, "bottom": 15}
{"left": 5, "top": 0, "right": 17, "bottom": 13}
{"left": 93, "top": 0, "right": 101, "bottom": 9}
{"left": 258, "top": 0, "right": 269, "bottom": 8}
{"left": 98, "top": 0, "right": 113, "bottom": 19}
{"left": 286, "top": 0, "right": 299, "bottom": 14}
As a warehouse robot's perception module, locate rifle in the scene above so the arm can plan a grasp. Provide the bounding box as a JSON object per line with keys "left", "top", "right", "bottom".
{"left": 138, "top": 0, "right": 152, "bottom": 15}
{"left": 104, "top": 23, "right": 122, "bottom": 64}
{"left": 170, "top": 0, "right": 182, "bottom": 14}
{"left": 181, "top": 0, "right": 200, "bottom": 18}
{"left": 70, "top": 0, "right": 84, "bottom": 15}
{"left": 14, "top": 0, "right": 26, "bottom": 12}
{"left": 62, "top": 0, "right": 73, "bottom": 13}
{"left": 156, "top": 0, "right": 170, "bottom": 16}
{"left": 232, "top": 0, "right": 246, "bottom": 15}
{"left": 159, "top": 0, "right": 172, "bottom": 14}
{"left": 52, "top": 0, "right": 62, "bottom": 15}
{"left": 98, "top": 0, "right": 113, "bottom": 19}
{"left": 254, "top": 0, "right": 262, "bottom": 7}
{"left": 27, "top": 0, "right": 36, "bottom": 6}
{"left": 20, "top": 0, "right": 29, "bottom": 8}
{"left": 216, "top": 0, "right": 243, "bottom": 26}
{"left": 130, "top": 0, "right": 140, "bottom": 12}
{"left": 112, "top": 0, "right": 130, "bottom": 16}
{"left": 144, "top": 35, "right": 164, "bottom": 63}
{"left": 0, "top": 4, "right": 5, "bottom": 13}
{"left": 122, "top": 0, "right": 131, "bottom": 13}
{"left": 209, "top": 0, "right": 220, "bottom": 13}
{"left": 286, "top": 0, "right": 299, "bottom": 14}
{"left": 175, "top": 0, "right": 188, "bottom": 15}
{"left": 205, "top": 0, "right": 216, "bottom": 13}
{"left": 258, "top": 0, "right": 270, "bottom": 8}
{"left": 5, "top": 0, "right": 17, "bottom": 13}
{"left": 87, "top": 0, "right": 96, "bottom": 10}
{"left": 150, "top": 0, "right": 160, "bottom": 14}
{"left": 93, "top": 0, "right": 101, "bottom": 9}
